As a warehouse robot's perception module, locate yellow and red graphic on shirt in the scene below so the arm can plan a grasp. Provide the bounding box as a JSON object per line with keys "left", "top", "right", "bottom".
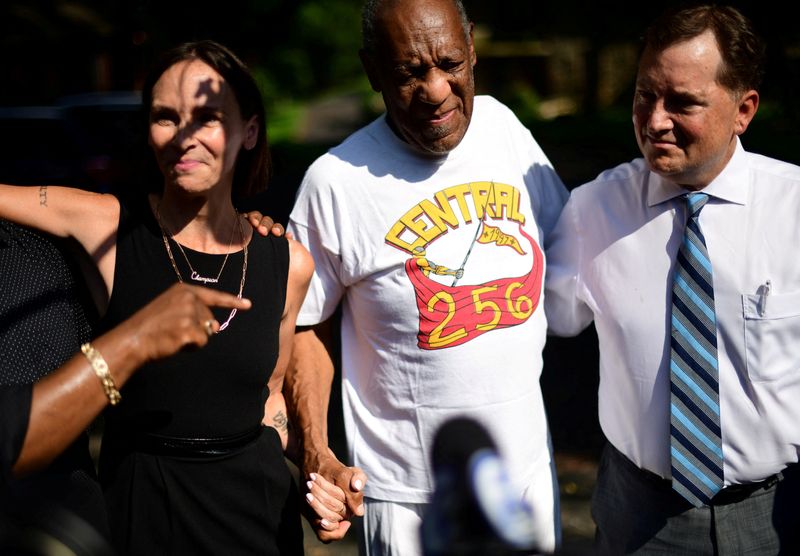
{"left": 385, "top": 181, "right": 543, "bottom": 350}
{"left": 478, "top": 223, "right": 526, "bottom": 255}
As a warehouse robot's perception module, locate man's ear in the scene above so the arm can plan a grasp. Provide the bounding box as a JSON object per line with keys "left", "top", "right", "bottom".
{"left": 243, "top": 116, "right": 259, "bottom": 150}
{"left": 468, "top": 21, "right": 477, "bottom": 68}
{"left": 734, "top": 89, "right": 759, "bottom": 136}
{"left": 359, "top": 49, "right": 382, "bottom": 93}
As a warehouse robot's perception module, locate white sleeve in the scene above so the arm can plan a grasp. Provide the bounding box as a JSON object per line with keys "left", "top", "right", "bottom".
{"left": 544, "top": 192, "right": 594, "bottom": 336}
{"left": 287, "top": 163, "right": 347, "bottom": 326}
{"left": 508, "top": 107, "right": 569, "bottom": 243}
{"left": 529, "top": 154, "right": 568, "bottom": 245}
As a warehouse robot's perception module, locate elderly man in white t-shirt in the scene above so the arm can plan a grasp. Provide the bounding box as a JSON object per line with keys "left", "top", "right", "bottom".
{"left": 283, "top": 0, "right": 568, "bottom": 553}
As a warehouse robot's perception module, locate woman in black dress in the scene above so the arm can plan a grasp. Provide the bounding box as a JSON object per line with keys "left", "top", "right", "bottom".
{"left": 0, "top": 40, "right": 341, "bottom": 554}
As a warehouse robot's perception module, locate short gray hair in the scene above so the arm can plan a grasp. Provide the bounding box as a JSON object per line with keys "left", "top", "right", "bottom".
{"left": 361, "top": 0, "right": 471, "bottom": 54}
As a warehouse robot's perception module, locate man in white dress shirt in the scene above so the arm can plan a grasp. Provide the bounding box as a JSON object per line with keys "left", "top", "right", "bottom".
{"left": 546, "top": 4, "right": 800, "bottom": 554}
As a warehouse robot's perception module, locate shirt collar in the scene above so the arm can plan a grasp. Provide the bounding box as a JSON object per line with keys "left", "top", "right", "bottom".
{"left": 647, "top": 137, "right": 749, "bottom": 207}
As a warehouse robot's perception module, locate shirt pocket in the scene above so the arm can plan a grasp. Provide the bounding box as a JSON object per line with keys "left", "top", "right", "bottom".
{"left": 742, "top": 290, "right": 800, "bottom": 382}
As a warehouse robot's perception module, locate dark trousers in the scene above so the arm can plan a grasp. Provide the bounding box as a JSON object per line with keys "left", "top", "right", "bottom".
{"left": 591, "top": 443, "right": 800, "bottom": 555}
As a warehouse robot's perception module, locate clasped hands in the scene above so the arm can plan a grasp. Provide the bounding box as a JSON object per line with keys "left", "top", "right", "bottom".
{"left": 244, "top": 211, "right": 366, "bottom": 543}
{"left": 302, "top": 449, "right": 367, "bottom": 542}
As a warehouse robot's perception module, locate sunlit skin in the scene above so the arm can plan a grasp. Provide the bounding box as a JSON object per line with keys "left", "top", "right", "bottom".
{"left": 149, "top": 60, "right": 258, "bottom": 197}
{"left": 632, "top": 30, "right": 759, "bottom": 190}
{"left": 360, "top": 0, "right": 476, "bottom": 156}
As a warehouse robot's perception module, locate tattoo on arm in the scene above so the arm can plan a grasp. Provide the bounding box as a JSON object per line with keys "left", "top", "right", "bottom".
{"left": 272, "top": 410, "right": 290, "bottom": 434}
{"left": 39, "top": 186, "right": 47, "bottom": 207}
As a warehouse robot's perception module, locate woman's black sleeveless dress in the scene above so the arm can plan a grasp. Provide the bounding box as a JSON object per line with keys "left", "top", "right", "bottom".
{"left": 97, "top": 199, "right": 303, "bottom": 555}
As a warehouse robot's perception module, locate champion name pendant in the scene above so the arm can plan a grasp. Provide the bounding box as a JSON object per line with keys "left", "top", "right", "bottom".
{"left": 156, "top": 203, "right": 248, "bottom": 332}
{"left": 191, "top": 270, "right": 219, "bottom": 284}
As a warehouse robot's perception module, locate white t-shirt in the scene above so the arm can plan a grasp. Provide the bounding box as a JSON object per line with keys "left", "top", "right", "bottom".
{"left": 289, "top": 96, "right": 568, "bottom": 506}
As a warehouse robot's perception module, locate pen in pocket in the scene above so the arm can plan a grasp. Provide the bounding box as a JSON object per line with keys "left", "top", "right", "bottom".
{"left": 759, "top": 279, "right": 771, "bottom": 316}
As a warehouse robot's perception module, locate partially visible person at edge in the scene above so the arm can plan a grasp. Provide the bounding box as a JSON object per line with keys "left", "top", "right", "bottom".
{"left": 1, "top": 218, "right": 249, "bottom": 554}
{"left": 0, "top": 40, "right": 347, "bottom": 554}
{"left": 281, "top": 0, "right": 569, "bottom": 553}
{"left": 545, "top": 5, "right": 800, "bottom": 554}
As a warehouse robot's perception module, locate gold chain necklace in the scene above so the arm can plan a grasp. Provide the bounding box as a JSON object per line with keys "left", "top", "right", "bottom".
{"left": 156, "top": 205, "right": 237, "bottom": 285}
{"left": 156, "top": 205, "right": 248, "bottom": 332}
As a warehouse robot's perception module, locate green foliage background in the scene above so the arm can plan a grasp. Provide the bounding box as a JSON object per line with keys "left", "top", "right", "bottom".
{"left": 1, "top": 0, "right": 798, "bottom": 188}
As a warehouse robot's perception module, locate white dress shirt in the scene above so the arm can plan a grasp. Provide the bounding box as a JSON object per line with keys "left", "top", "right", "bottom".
{"left": 545, "top": 139, "right": 800, "bottom": 485}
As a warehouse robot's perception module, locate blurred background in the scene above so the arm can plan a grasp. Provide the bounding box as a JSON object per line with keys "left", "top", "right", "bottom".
{"left": 1, "top": 1, "right": 798, "bottom": 553}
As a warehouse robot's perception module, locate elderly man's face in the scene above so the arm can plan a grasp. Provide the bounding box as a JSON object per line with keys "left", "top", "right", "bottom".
{"left": 362, "top": 0, "right": 476, "bottom": 156}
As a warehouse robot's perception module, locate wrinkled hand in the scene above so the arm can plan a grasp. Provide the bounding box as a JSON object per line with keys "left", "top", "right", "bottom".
{"left": 303, "top": 449, "right": 367, "bottom": 542}
{"left": 124, "top": 283, "right": 251, "bottom": 362}
{"left": 303, "top": 472, "right": 350, "bottom": 541}
{"left": 242, "top": 211, "right": 292, "bottom": 239}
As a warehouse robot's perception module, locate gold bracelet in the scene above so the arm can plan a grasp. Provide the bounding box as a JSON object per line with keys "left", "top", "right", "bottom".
{"left": 80, "top": 343, "right": 121, "bottom": 406}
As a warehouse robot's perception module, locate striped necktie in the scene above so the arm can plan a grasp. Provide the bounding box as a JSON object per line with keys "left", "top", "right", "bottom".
{"left": 669, "top": 192, "right": 723, "bottom": 507}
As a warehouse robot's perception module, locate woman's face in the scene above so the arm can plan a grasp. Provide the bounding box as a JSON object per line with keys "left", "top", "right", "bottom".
{"left": 148, "top": 59, "right": 258, "bottom": 194}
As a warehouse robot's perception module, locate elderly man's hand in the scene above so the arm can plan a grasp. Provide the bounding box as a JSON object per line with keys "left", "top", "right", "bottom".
{"left": 302, "top": 449, "right": 367, "bottom": 542}
{"left": 241, "top": 211, "right": 291, "bottom": 238}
